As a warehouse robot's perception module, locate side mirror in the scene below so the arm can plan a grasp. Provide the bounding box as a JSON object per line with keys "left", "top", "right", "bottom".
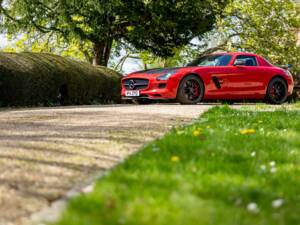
{"left": 280, "top": 64, "right": 292, "bottom": 70}
{"left": 234, "top": 59, "right": 246, "bottom": 66}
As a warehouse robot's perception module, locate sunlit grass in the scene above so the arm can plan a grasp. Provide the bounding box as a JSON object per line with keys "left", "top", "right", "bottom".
{"left": 54, "top": 106, "right": 300, "bottom": 225}
{"left": 239, "top": 102, "right": 300, "bottom": 112}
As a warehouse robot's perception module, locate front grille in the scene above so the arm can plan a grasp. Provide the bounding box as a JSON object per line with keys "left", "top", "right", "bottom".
{"left": 123, "top": 79, "right": 149, "bottom": 90}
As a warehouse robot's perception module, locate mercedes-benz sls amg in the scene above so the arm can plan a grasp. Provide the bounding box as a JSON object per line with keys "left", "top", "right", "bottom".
{"left": 121, "top": 52, "right": 294, "bottom": 104}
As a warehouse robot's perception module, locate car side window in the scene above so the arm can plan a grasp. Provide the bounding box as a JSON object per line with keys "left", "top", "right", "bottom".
{"left": 234, "top": 55, "right": 258, "bottom": 66}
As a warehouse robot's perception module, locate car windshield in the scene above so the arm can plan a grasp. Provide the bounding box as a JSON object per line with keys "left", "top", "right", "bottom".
{"left": 187, "top": 54, "right": 232, "bottom": 67}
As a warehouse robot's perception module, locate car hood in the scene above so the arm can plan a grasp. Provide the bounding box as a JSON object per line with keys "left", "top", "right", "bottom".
{"left": 124, "top": 67, "right": 187, "bottom": 78}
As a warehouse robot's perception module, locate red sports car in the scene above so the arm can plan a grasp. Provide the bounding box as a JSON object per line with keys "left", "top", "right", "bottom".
{"left": 121, "top": 52, "right": 294, "bottom": 104}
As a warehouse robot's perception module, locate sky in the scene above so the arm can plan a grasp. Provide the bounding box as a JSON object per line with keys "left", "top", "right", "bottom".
{"left": 121, "top": 58, "right": 144, "bottom": 74}
{"left": 0, "top": 34, "right": 8, "bottom": 47}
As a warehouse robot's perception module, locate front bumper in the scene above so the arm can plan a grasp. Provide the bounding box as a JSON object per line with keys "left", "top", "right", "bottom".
{"left": 121, "top": 77, "right": 178, "bottom": 100}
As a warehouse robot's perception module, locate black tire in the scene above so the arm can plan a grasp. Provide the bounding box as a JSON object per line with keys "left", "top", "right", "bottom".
{"left": 266, "top": 77, "right": 288, "bottom": 104}
{"left": 177, "top": 75, "right": 204, "bottom": 105}
{"left": 132, "top": 99, "right": 153, "bottom": 105}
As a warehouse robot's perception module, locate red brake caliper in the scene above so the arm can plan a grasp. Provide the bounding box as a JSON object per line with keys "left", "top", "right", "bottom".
{"left": 270, "top": 86, "right": 275, "bottom": 97}
{"left": 194, "top": 81, "right": 199, "bottom": 98}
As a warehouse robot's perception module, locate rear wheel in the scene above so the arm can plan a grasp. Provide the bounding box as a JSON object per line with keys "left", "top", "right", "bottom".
{"left": 177, "top": 75, "right": 204, "bottom": 105}
{"left": 266, "top": 77, "right": 288, "bottom": 104}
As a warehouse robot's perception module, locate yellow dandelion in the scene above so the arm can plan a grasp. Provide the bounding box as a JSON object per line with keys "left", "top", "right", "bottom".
{"left": 240, "top": 129, "right": 256, "bottom": 135}
{"left": 126, "top": 26, "right": 135, "bottom": 32}
{"left": 193, "top": 128, "right": 202, "bottom": 137}
{"left": 171, "top": 156, "right": 180, "bottom": 163}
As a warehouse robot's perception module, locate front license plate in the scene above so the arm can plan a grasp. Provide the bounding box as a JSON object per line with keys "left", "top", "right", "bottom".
{"left": 125, "top": 90, "right": 140, "bottom": 97}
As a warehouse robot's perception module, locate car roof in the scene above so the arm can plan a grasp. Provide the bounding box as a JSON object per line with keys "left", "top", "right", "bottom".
{"left": 210, "top": 52, "right": 258, "bottom": 57}
{"left": 207, "top": 52, "right": 273, "bottom": 67}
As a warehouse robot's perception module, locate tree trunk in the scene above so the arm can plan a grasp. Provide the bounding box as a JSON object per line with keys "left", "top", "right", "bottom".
{"left": 92, "top": 40, "right": 113, "bottom": 66}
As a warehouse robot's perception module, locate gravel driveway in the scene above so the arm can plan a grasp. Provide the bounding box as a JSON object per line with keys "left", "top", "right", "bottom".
{"left": 0, "top": 104, "right": 211, "bottom": 225}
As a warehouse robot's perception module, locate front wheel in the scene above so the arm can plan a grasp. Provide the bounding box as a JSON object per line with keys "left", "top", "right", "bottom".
{"left": 177, "top": 75, "right": 204, "bottom": 105}
{"left": 266, "top": 77, "right": 288, "bottom": 104}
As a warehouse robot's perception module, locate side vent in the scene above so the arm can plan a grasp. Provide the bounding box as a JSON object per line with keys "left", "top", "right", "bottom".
{"left": 212, "top": 76, "right": 222, "bottom": 89}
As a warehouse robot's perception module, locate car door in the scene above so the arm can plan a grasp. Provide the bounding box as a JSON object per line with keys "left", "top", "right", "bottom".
{"left": 201, "top": 55, "right": 234, "bottom": 99}
{"left": 205, "top": 66, "right": 235, "bottom": 99}
{"left": 224, "top": 55, "right": 266, "bottom": 99}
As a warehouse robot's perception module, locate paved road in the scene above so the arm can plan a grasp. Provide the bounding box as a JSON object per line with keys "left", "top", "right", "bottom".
{"left": 0, "top": 104, "right": 212, "bottom": 225}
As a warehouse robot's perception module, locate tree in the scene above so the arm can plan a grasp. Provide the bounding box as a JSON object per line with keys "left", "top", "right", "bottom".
{"left": 208, "top": 0, "right": 300, "bottom": 74}
{"left": 228, "top": 0, "right": 299, "bottom": 67}
{"left": 1, "top": 32, "right": 94, "bottom": 63}
{"left": 154, "top": 0, "right": 299, "bottom": 76}
{"left": 0, "top": 0, "right": 228, "bottom": 66}
{"left": 113, "top": 47, "right": 185, "bottom": 72}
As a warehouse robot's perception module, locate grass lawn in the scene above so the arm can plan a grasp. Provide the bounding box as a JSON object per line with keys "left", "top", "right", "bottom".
{"left": 54, "top": 105, "right": 300, "bottom": 225}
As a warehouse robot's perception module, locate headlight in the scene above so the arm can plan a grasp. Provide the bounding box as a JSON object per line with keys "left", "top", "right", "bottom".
{"left": 156, "top": 70, "right": 178, "bottom": 81}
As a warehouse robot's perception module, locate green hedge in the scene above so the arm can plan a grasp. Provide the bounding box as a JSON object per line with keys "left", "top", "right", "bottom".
{"left": 0, "top": 52, "right": 122, "bottom": 106}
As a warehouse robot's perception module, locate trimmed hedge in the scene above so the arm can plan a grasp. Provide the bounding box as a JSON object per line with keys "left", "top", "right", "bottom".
{"left": 0, "top": 52, "right": 122, "bottom": 106}
{"left": 96, "top": 66, "right": 122, "bottom": 103}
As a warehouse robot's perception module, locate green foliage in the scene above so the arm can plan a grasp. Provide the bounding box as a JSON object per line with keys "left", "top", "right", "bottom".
{"left": 138, "top": 48, "right": 184, "bottom": 69}
{"left": 0, "top": 0, "right": 228, "bottom": 66}
{"left": 0, "top": 52, "right": 122, "bottom": 106}
{"left": 2, "top": 32, "right": 94, "bottom": 63}
{"left": 53, "top": 106, "right": 300, "bottom": 225}
{"left": 218, "top": 0, "right": 300, "bottom": 74}
{"left": 145, "top": 0, "right": 300, "bottom": 76}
